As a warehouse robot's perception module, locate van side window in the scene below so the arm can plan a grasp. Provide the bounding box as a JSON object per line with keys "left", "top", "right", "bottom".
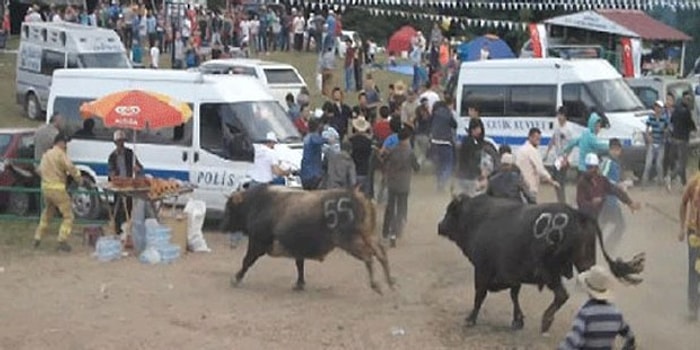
{"left": 507, "top": 86, "right": 556, "bottom": 116}
{"left": 263, "top": 69, "right": 302, "bottom": 84}
{"left": 461, "top": 86, "right": 505, "bottom": 116}
{"left": 53, "top": 97, "right": 193, "bottom": 146}
{"left": 631, "top": 87, "right": 657, "bottom": 110}
{"left": 67, "top": 54, "right": 80, "bottom": 69}
{"left": 40, "top": 50, "right": 64, "bottom": 76}
{"left": 200, "top": 103, "right": 254, "bottom": 162}
{"left": 562, "top": 83, "right": 595, "bottom": 125}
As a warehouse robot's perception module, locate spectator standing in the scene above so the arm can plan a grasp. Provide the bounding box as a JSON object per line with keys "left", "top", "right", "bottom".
{"left": 292, "top": 11, "right": 305, "bottom": 51}
{"left": 353, "top": 92, "right": 372, "bottom": 121}
{"left": 296, "top": 87, "right": 311, "bottom": 109}
{"left": 642, "top": 100, "right": 669, "bottom": 186}
{"left": 344, "top": 38, "right": 356, "bottom": 92}
{"left": 516, "top": 128, "right": 559, "bottom": 201}
{"left": 349, "top": 117, "right": 374, "bottom": 195}
{"left": 383, "top": 127, "right": 420, "bottom": 247}
{"left": 430, "top": 100, "right": 457, "bottom": 192}
{"left": 34, "top": 113, "right": 64, "bottom": 161}
{"left": 419, "top": 82, "right": 440, "bottom": 113}
{"left": 400, "top": 90, "right": 419, "bottom": 126}
{"left": 173, "top": 33, "right": 185, "bottom": 69}
{"left": 599, "top": 139, "right": 632, "bottom": 251}
{"left": 373, "top": 106, "right": 392, "bottom": 145}
{"left": 319, "top": 46, "right": 336, "bottom": 97}
{"left": 294, "top": 105, "right": 312, "bottom": 136}
{"left": 149, "top": 45, "right": 160, "bottom": 69}
{"left": 545, "top": 106, "right": 574, "bottom": 203}
{"left": 663, "top": 92, "right": 676, "bottom": 186}
{"left": 558, "top": 266, "right": 636, "bottom": 350}
{"left": 324, "top": 88, "right": 353, "bottom": 141}
{"left": 456, "top": 118, "right": 492, "bottom": 197}
{"left": 146, "top": 11, "right": 157, "bottom": 47}
{"left": 286, "top": 93, "right": 300, "bottom": 122}
{"left": 668, "top": 91, "right": 696, "bottom": 188}
{"left": 353, "top": 42, "right": 364, "bottom": 91}
{"left": 413, "top": 97, "right": 432, "bottom": 166}
{"left": 322, "top": 141, "right": 356, "bottom": 190}
{"left": 300, "top": 118, "right": 327, "bottom": 190}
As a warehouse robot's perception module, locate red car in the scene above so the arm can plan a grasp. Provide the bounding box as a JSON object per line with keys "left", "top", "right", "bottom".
{"left": 0, "top": 128, "right": 39, "bottom": 216}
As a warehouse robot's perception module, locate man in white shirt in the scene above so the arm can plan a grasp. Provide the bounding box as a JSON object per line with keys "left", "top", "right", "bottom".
{"left": 25, "top": 7, "right": 43, "bottom": 22}
{"left": 419, "top": 82, "right": 440, "bottom": 113}
{"left": 149, "top": 46, "right": 160, "bottom": 69}
{"left": 292, "top": 12, "right": 305, "bottom": 52}
{"left": 181, "top": 17, "right": 192, "bottom": 44}
{"left": 545, "top": 106, "right": 574, "bottom": 203}
{"left": 248, "top": 132, "right": 289, "bottom": 186}
{"left": 515, "top": 127, "right": 559, "bottom": 202}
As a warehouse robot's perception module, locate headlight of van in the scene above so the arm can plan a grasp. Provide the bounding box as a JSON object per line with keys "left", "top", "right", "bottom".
{"left": 632, "top": 130, "right": 645, "bottom": 146}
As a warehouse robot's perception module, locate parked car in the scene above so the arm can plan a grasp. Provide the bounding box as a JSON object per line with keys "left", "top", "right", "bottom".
{"left": 0, "top": 128, "right": 40, "bottom": 216}
{"left": 193, "top": 58, "right": 307, "bottom": 111}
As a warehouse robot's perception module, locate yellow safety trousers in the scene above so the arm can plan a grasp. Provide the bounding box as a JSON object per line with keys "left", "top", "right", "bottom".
{"left": 34, "top": 183, "right": 73, "bottom": 242}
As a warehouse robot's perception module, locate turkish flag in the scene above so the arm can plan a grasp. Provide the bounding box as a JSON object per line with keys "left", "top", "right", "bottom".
{"left": 620, "top": 37, "right": 634, "bottom": 78}
{"left": 528, "top": 23, "right": 548, "bottom": 58}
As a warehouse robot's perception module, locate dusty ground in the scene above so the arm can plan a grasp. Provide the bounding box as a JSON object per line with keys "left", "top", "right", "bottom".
{"left": 0, "top": 175, "right": 699, "bottom": 350}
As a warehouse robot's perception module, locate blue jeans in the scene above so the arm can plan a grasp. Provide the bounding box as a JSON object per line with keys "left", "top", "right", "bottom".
{"left": 344, "top": 67, "right": 354, "bottom": 92}
{"left": 642, "top": 143, "right": 664, "bottom": 184}
{"left": 432, "top": 143, "right": 454, "bottom": 191}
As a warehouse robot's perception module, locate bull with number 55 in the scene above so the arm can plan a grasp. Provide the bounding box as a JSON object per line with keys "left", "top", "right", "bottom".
{"left": 221, "top": 185, "right": 395, "bottom": 294}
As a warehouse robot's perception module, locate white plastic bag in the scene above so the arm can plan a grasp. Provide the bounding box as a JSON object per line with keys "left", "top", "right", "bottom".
{"left": 184, "top": 199, "right": 210, "bottom": 253}
{"left": 139, "top": 247, "right": 161, "bottom": 264}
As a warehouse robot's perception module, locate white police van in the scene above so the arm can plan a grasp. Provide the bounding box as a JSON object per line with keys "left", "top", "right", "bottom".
{"left": 455, "top": 58, "right": 649, "bottom": 171}
{"left": 16, "top": 22, "right": 131, "bottom": 121}
{"left": 47, "top": 69, "right": 302, "bottom": 219}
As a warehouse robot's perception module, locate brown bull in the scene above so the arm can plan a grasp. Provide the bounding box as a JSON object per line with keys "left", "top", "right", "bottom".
{"left": 221, "top": 185, "right": 395, "bottom": 294}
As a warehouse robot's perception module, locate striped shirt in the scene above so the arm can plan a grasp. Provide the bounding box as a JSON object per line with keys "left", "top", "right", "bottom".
{"left": 646, "top": 114, "right": 669, "bottom": 145}
{"left": 558, "top": 299, "right": 635, "bottom": 350}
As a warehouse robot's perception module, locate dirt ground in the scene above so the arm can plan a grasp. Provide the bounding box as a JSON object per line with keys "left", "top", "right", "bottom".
{"left": 0, "top": 175, "right": 699, "bottom": 350}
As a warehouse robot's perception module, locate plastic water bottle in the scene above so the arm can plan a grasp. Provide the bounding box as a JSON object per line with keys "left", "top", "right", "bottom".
{"left": 157, "top": 244, "right": 181, "bottom": 264}
{"left": 145, "top": 226, "right": 172, "bottom": 249}
{"left": 95, "top": 236, "right": 122, "bottom": 262}
{"left": 139, "top": 247, "right": 161, "bottom": 264}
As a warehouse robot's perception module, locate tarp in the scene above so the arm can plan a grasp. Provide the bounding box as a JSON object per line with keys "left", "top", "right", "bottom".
{"left": 387, "top": 25, "right": 416, "bottom": 54}
{"left": 544, "top": 10, "right": 692, "bottom": 42}
{"left": 457, "top": 35, "right": 515, "bottom": 61}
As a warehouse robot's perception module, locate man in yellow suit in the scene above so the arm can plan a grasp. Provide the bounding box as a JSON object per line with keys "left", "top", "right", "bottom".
{"left": 34, "top": 133, "right": 83, "bottom": 252}
{"left": 680, "top": 171, "right": 700, "bottom": 322}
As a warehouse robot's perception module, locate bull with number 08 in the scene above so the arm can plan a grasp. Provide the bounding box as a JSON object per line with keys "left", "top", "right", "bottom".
{"left": 221, "top": 185, "right": 395, "bottom": 294}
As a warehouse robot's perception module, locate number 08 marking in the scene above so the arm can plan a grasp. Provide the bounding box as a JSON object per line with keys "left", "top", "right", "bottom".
{"left": 533, "top": 212, "right": 569, "bottom": 244}
{"left": 324, "top": 197, "right": 355, "bottom": 229}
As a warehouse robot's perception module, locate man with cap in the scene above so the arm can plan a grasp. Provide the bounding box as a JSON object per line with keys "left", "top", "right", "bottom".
{"left": 642, "top": 100, "right": 670, "bottom": 186}
{"left": 348, "top": 116, "right": 373, "bottom": 195}
{"left": 34, "top": 133, "right": 83, "bottom": 252}
{"left": 34, "top": 112, "right": 64, "bottom": 161}
{"left": 558, "top": 265, "right": 636, "bottom": 350}
{"left": 108, "top": 130, "right": 143, "bottom": 236}
{"left": 248, "top": 131, "right": 290, "bottom": 187}
{"left": 576, "top": 153, "right": 640, "bottom": 220}
{"left": 486, "top": 153, "right": 535, "bottom": 204}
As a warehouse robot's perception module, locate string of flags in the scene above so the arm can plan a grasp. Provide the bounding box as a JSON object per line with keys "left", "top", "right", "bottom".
{"left": 363, "top": 7, "right": 530, "bottom": 31}
{"left": 296, "top": 0, "right": 700, "bottom": 12}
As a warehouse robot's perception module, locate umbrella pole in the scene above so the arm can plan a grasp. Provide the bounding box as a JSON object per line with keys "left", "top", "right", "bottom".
{"left": 132, "top": 132, "right": 137, "bottom": 179}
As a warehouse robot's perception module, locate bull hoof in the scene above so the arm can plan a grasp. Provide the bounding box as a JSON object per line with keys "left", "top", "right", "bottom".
{"left": 370, "top": 282, "right": 383, "bottom": 295}
{"left": 511, "top": 318, "right": 524, "bottom": 330}
{"left": 293, "top": 282, "right": 305, "bottom": 292}
{"left": 388, "top": 278, "right": 397, "bottom": 290}
{"left": 465, "top": 317, "right": 477, "bottom": 328}
{"left": 231, "top": 276, "right": 242, "bottom": 288}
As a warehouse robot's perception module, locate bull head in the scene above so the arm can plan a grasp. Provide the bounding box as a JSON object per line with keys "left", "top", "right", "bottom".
{"left": 220, "top": 190, "right": 247, "bottom": 233}
{"left": 438, "top": 194, "right": 471, "bottom": 240}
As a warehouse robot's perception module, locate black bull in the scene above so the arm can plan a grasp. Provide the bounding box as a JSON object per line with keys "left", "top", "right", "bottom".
{"left": 221, "top": 185, "right": 395, "bottom": 294}
{"left": 438, "top": 194, "right": 645, "bottom": 333}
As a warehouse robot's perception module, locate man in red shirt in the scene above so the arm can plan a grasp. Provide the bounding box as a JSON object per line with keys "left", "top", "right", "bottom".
{"left": 373, "top": 106, "right": 392, "bottom": 145}
{"left": 576, "top": 153, "right": 640, "bottom": 219}
{"left": 294, "top": 105, "right": 312, "bottom": 136}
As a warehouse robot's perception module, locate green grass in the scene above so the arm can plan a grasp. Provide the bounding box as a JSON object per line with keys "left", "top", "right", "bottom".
{"left": 0, "top": 35, "right": 405, "bottom": 252}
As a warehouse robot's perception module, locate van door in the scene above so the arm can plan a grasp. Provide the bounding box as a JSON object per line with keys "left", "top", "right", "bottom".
{"left": 193, "top": 102, "right": 254, "bottom": 213}
{"left": 261, "top": 67, "right": 306, "bottom": 109}
{"left": 38, "top": 49, "right": 65, "bottom": 108}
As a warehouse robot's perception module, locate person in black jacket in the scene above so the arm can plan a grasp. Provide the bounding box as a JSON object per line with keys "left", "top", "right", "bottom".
{"left": 456, "top": 118, "right": 497, "bottom": 196}
{"left": 429, "top": 99, "right": 457, "bottom": 192}
{"left": 669, "top": 91, "right": 697, "bottom": 187}
{"left": 487, "top": 153, "right": 535, "bottom": 204}
{"left": 108, "top": 130, "right": 143, "bottom": 236}
{"left": 323, "top": 87, "right": 353, "bottom": 141}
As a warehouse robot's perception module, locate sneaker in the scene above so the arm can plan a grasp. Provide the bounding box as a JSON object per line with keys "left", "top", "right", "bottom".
{"left": 56, "top": 242, "right": 72, "bottom": 253}
{"left": 33, "top": 239, "right": 40, "bottom": 249}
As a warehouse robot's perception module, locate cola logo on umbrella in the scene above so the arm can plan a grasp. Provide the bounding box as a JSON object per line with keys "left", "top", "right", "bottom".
{"left": 114, "top": 105, "right": 141, "bottom": 117}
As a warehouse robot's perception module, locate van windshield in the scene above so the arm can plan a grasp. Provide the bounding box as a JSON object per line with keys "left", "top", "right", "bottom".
{"left": 78, "top": 53, "right": 131, "bottom": 68}
{"left": 199, "top": 101, "right": 301, "bottom": 161}
{"left": 585, "top": 79, "right": 645, "bottom": 113}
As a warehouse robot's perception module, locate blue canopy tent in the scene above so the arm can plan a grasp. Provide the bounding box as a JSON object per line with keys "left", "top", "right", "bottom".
{"left": 457, "top": 35, "right": 516, "bottom": 61}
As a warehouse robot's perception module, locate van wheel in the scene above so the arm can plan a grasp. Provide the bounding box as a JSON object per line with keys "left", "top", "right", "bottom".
{"left": 25, "top": 93, "right": 42, "bottom": 121}
{"left": 71, "top": 174, "right": 102, "bottom": 220}
{"left": 7, "top": 191, "right": 30, "bottom": 216}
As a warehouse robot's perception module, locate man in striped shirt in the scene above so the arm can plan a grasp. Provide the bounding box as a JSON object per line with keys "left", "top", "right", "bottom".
{"left": 558, "top": 265, "right": 636, "bottom": 350}
{"left": 642, "top": 100, "right": 669, "bottom": 186}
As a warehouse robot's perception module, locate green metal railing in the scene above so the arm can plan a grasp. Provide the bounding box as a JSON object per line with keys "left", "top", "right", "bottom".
{"left": 0, "top": 157, "right": 108, "bottom": 225}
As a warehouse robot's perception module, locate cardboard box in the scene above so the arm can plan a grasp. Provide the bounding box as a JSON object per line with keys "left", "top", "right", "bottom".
{"left": 159, "top": 209, "right": 188, "bottom": 253}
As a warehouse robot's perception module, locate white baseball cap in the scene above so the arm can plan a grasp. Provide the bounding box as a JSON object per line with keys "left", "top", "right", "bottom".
{"left": 584, "top": 153, "right": 599, "bottom": 167}
{"left": 265, "top": 131, "right": 278, "bottom": 143}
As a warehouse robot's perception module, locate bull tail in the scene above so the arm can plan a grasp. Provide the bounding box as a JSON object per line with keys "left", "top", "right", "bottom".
{"left": 585, "top": 212, "right": 645, "bottom": 285}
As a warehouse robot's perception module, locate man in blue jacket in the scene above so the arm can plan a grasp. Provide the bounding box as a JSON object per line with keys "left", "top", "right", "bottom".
{"left": 561, "top": 112, "right": 609, "bottom": 173}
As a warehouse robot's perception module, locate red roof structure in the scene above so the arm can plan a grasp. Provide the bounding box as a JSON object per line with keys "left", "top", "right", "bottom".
{"left": 544, "top": 10, "right": 692, "bottom": 42}
{"left": 596, "top": 9, "right": 691, "bottom": 41}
